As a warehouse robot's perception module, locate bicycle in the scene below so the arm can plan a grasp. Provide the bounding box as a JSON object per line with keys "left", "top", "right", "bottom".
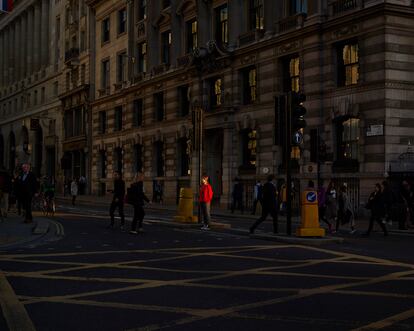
{"left": 42, "top": 194, "right": 56, "bottom": 217}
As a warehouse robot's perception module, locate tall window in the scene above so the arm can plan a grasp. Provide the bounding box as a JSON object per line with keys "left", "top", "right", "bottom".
{"left": 154, "top": 92, "right": 164, "bottom": 121}
{"left": 288, "top": 0, "right": 307, "bottom": 15}
{"left": 99, "top": 150, "right": 106, "bottom": 178}
{"left": 137, "top": 42, "right": 147, "bottom": 73}
{"left": 133, "top": 99, "right": 143, "bottom": 127}
{"left": 338, "top": 42, "right": 359, "bottom": 86}
{"left": 101, "top": 59, "right": 110, "bottom": 90}
{"left": 242, "top": 67, "right": 257, "bottom": 104}
{"left": 117, "top": 52, "right": 127, "bottom": 82}
{"left": 138, "top": 0, "right": 147, "bottom": 20}
{"left": 215, "top": 5, "right": 228, "bottom": 46}
{"left": 64, "top": 110, "right": 73, "bottom": 138}
{"left": 102, "top": 17, "right": 110, "bottom": 43}
{"left": 177, "top": 138, "right": 190, "bottom": 176}
{"left": 283, "top": 56, "right": 300, "bottom": 92}
{"left": 114, "top": 106, "right": 123, "bottom": 131}
{"left": 113, "top": 147, "right": 123, "bottom": 174}
{"left": 118, "top": 8, "right": 127, "bottom": 34}
{"left": 250, "top": 0, "right": 264, "bottom": 30}
{"left": 98, "top": 111, "right": 106, "bottom": 134}
{"left": 337, "top": 117, "right": 359, "bottom": 160}
{"left": 154, "top": 141, "right": 164, "bottom": 177}
{"left": 186, "top": 19, "right": 197, "bottom": 53}
{"left": 241, "top": 129, "right": 257, "bottom": 168}
{"left": 133, "top": 144, "right": 143, "bottom": 172}
{"left": 161, "top": 30, "right": 171, "bottom": 65}
{"left": 211, "top": 78, "right": 222, "bottom": 107}
{"left": 178, "top": 85, "right": 189, "bottom": 117}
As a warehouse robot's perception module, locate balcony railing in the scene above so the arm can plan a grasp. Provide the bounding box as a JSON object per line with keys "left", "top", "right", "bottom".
{"left": 277, "top": 13, "right": 306, "bottom": 34}
{"left": 64, "top": 48, "right": 80, "bottom": 63}
{"left": 330, "top": 0, "right": 359, "bottom": 16}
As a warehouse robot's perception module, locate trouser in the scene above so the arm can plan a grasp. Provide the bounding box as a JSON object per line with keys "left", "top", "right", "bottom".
{"left": 0, "top": 192, "right": 9, "bottom": 216}
{"left": 200, "top": 201, "right": 211, "bottom": 225}
{"left": 366, "top": 214, "right": 388, "bottom": 235}
{"left": 131, "top": 205, "right": 145, "bottom": 231}
{"left": 251, "top": 207, "right": 278, "bottom": 233}
{"left": 319, "top": 206, "right": 331, "bottom": 226}
{"left": 22, "top": 196, "right": 33, "bottom": 221}
{"left": 109, "top": 199, "right": 125, "bottom": 226}
{"left": 252, "top": 199, "right": 261, "bottom": 214}
{"left": 72, "top": 195, "right": 77, "bottom": 205}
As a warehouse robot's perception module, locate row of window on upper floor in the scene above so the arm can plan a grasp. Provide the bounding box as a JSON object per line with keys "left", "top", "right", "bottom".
{"left": 98, "top": 39, "right": 359, "bottom": 101}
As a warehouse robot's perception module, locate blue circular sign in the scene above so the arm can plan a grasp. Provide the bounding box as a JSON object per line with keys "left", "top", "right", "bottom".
{"left": 306, "top": 191, "right": 317, "bottom": 203}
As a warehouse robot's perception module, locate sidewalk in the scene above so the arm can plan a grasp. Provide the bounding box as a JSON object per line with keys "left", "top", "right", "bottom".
{"left": 0, "top": 213, "right": 54, "bottom": 249}
{"left": 57, "top": 194, "right": 414, "bottom": 236}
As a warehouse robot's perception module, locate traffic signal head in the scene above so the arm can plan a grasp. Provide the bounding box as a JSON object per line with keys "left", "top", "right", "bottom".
{"left": 291, "top": 92, "right": 307, "bottom": 131}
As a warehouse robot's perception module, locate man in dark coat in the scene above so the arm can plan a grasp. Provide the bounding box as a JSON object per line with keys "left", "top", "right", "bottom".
{"left": 17, "top": 163, "right": 38, "bottom": 223}
{"left": 108, "top": 171, "right": 126, "bottom": 230}
{"left": 128, "top": 172, "right": 150, "bottom": 234}
{"left": 249, "top": 174, "right": 279, "bottom": 234}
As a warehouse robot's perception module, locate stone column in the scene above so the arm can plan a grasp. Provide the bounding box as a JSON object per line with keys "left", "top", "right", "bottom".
{"left": 9, "top": 24, "right": 15, "bottom": 83}
{"left": 21, "top": 12, "right": 27, "bottom": 79}
{"left": 264, "top": 0, "right": 275, "bottom": 35}
{"left": 0, "top": 32, "right": 3, "bottom": 87}
{"left": 33, "top": 1, "right": 41, "bottom": 73}
{"left": 127, "top": 0, "right": 135, "bottom": 80}
{"left": 40, "top": 0, "right": 50, "bottom": 68}
{"left": 27, "top": 7, "right": 34, "bottom": 76}
{"left": 4, "top": 28, "right": 9, "bottom": 85}
{"left": 15, "top": 18, "right": 21, "bottom": 81}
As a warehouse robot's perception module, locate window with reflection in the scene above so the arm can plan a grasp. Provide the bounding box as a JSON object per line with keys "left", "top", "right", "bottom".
{"left": 215, "top": 5, "right": 228, "bottom": 46}
{"left": 242, "top": 67, "right": 257, "bottom": 104}
{"left": 250, "top": 0, "right": 264, "bottom": 30}
{"left": 283, "top": 56, "right": 300, "bottom": 92}
{"left": 241, "top": 129, "right": 257, "bottom": 168}
{"left": 161, "top": 30, "right": 171, "bottom": 65}
{"left": 186, "top": 19, "right": 197, "bottom": 53}
{"left": 337, "top": 117, "right": 359, "bottom": 160}
{"left": 138, "top": 0, "right": 146, "bottom": 20}
{"left": 288, "top": 0, "right": 307, "bottom": 15}
{"left": 211, "top": 78, "right": 222, "bottom": 107}
{"left": 338, "top": 42, "right": 359, "bottom": 86}
{"left": 137, "top": 42, "right": 147, "bottom": 73}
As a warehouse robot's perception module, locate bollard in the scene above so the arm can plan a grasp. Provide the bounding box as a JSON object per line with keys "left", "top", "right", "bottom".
{"left": 174, "top": 188, "right": 198, "bottom": 223}
{"left": 296, "top": 189, "right": 325, "bottom": 237}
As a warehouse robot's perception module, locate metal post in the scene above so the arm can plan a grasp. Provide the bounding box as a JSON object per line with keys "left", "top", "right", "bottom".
{"left": 285, "top": 92, "right": 292, "bottom": 236}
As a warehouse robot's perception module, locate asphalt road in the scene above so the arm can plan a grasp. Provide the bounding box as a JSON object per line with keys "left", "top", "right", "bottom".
{"left": 1, "top": 206, "right": 414, "bottom": 331}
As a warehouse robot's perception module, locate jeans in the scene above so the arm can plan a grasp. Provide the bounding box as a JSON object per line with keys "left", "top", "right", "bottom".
{"left": 131, "top": 205, "right": 145, "bottom": 231}
{"left": 109, "top": 199, "right": 125, "bottom": 226}
{"left": 200, "top": 202, "right": 211, "bottom": 225}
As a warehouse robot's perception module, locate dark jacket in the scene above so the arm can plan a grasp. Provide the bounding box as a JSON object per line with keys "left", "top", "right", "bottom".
{"left": 0, "top": 171, "right": 12, "bottom": 193}
{"left": 368, "top": 191, "right": 385, "bottom": 218}
{"left": 112, "top": 179, "right": 125, "bottom": 200}
{"left": 261, "top": 182, "right": 278, "bottom": 210}
{"left": 128, "top": 181, "right": 150, "bottom": 206}
{"left": 17, "top": 172, "right": 38, "bottom": 199}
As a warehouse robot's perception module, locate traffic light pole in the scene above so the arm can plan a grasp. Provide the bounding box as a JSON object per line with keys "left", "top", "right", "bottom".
{"left": 285, "top": 92, "right": 292, "bottom": 236}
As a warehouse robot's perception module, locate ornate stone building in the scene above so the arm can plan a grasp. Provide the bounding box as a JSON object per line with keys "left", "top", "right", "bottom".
{"left": 0, "top": 0, "right": 64, "bottom": 181}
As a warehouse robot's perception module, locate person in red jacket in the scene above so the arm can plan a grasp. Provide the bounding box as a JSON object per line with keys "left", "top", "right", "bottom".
{"left": 199, "top": 175, "right": 213, "bottom": 230}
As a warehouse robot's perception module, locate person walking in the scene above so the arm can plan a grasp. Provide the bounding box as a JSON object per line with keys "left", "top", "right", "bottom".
{"left": 0, "top": 166, "right": 12, "bottom": 219}
{"left": 231, "top": 177, "right": 244, "bottom": 214}
{"left": 317, "top": 180, "right": 333, "bottom": 233}
{"left": 71, "top": 178, "right": 78, "bottom": 206}
{"left": 108, "top": 171, "right": 126, "bottom": 230}
{"left": 325, "top": 180, "right": 338, "bottom": 233}
{"left": 17, "top": 163, "right": 38, "bottom": 223}
{"left": 249, "top": 174, "right": 279, "bottom": 234}
{"left": 337, "top": 184, "right": 356, "bottom": 234}
{"left": 251, "top": 180, "right": 263, "bottom": 215}
{"left": 128, "top": 172, "right": 150, "bottom": 234}
{"left": 199, "top": 175, "right": 213, "bottom": 230}
{"left": 363, "top": 183, "right": 388, "bottom": 236}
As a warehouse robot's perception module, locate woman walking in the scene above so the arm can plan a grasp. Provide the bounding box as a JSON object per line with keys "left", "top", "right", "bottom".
{"left": 128, "top": 172, "right": 150, "bottom": 234}
{"left": 337, "top": 184, "right": 356, "bottom": 234}
{"left": 363, "top": 183, "right": 388, "bottom": 236}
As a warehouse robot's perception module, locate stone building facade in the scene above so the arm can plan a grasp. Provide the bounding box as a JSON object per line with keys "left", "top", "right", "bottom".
{"left": 82, "top": 0, "right": 414, "bottom": 212}
{"left": 0, "top": 0, "right": 66, "bottom": 183}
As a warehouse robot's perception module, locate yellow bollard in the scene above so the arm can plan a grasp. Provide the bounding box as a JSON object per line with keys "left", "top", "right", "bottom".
{"left": 174, "top": 188, "right": 198, "bottom": 223}
{"left": 296, "top": 189, "right": 325, "bottom": 237}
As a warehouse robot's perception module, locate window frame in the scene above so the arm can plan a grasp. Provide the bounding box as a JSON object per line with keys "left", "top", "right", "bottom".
{"left": 154, "top": 92, "right": 165, "bottom": 122}
{"left": 249, "top": 0, "right": 264, "bottom": 30}
{"left": 215, "top": 4, "right": 228, "bottom": 46}
{"left": 114, "top": 106, "right": 123, "bottom": 131}
{"left": 117, "top": 8, "right": 127, "bottom": 35}
{"left": 101, "top": 17, "right": 110, "bottom": 44}
{"left": 186, "top": 19, "right": 197, "bottom": 54}
{"left": 101, "top": 58, "right": 110, "bottom": 90}
{"left": 117, "top": 52, "right": 127, "bottom": 83}
{"left": 132, "top": 99, "right": 143, "bottom": 127}
{"left": 137, "top": 42, "right": 147, "bottom": 73}
{"left": 241, "top": 66, "right": 257, "bottom": 104}
{"left": 161, "top": 30, "right": 172, "bottom": 66}
{"left": 98, "top": 111, "right": 107, "bottom": 134}
{"left": 337, "top": 41, "right": 359, "bottom": 87}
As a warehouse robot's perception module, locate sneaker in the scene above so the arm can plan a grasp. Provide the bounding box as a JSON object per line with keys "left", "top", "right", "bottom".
{"left": 129, "top": 230, "right": 138, "bottom": 235}
{"left": 201, "top": 225, "right": 210, "bottom": 230}
{"left": 350, "top": 229, "right": 356, "bottom": 234}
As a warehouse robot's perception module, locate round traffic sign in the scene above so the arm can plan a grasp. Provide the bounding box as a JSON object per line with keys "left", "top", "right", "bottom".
{"left": 306, "top": 191, "right": 317, "bottom": 203}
